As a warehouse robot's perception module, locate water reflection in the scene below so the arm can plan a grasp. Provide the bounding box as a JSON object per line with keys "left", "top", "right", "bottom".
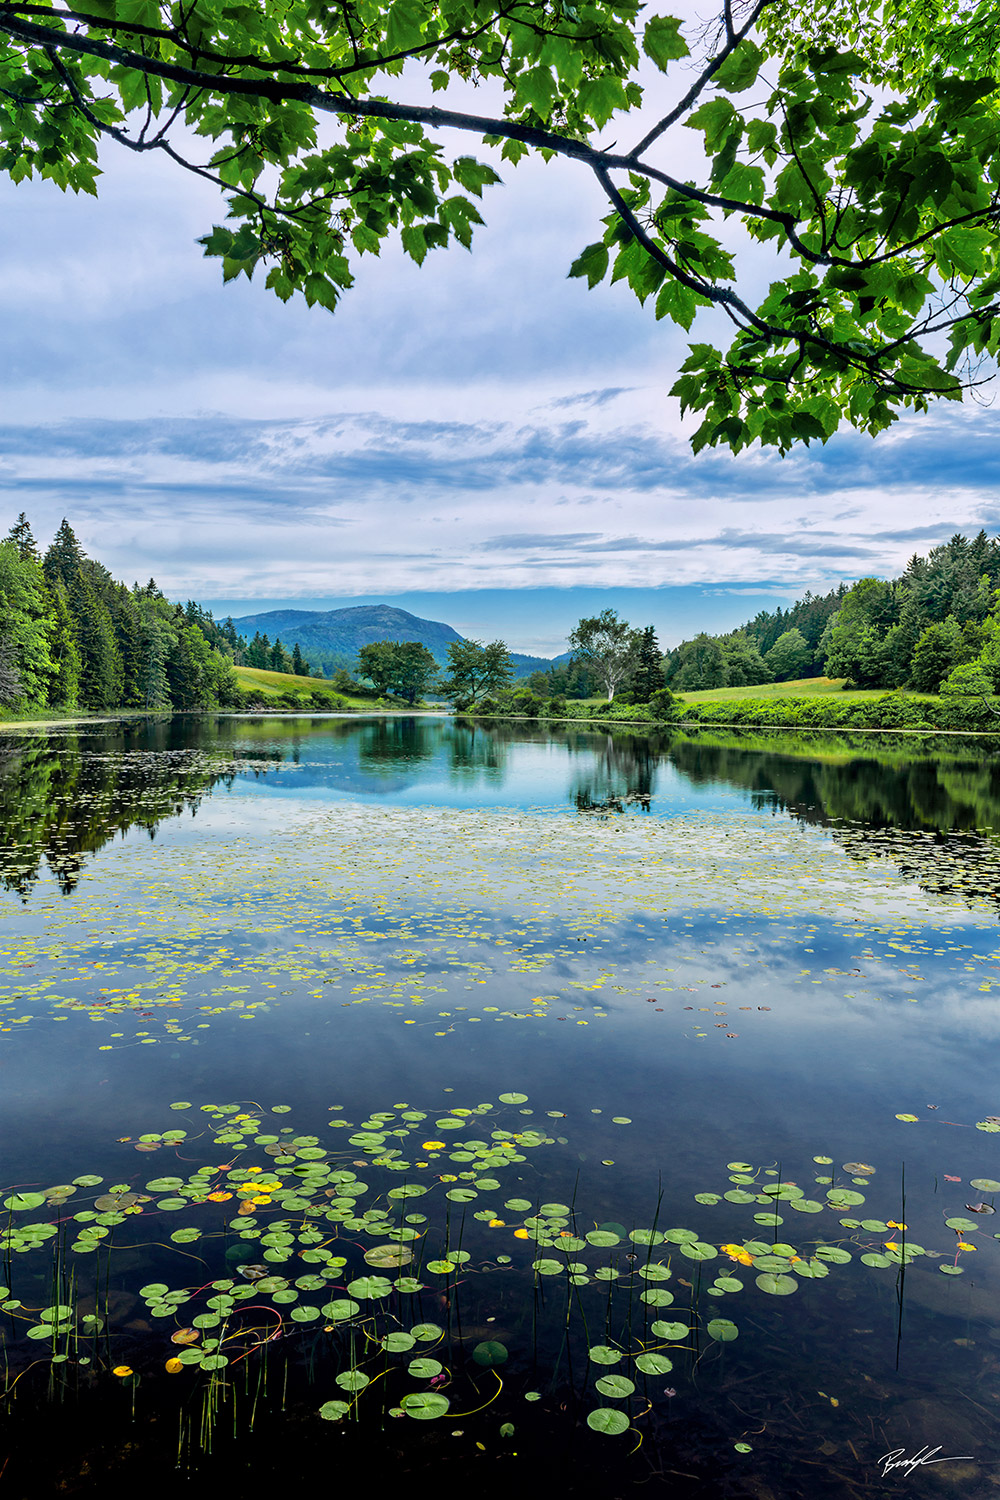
{"left": 3, "top": 717, "right": 1000, "bottom": 907}
{"left": 0, "top": 726, "right": 269, "bottom": 897}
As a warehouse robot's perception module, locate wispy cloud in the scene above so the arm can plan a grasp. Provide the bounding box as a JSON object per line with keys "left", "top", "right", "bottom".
{"left": 0, "top": 399, "right": 992, "bottom": 616}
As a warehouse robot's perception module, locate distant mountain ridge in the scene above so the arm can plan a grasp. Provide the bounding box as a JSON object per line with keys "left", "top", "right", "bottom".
{"left": 231, "top": 604, "right": 554, "bottom": 678}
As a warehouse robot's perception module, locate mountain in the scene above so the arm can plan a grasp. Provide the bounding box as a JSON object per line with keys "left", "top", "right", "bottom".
{"left": 230, "top": 603, "right": 553, "bottom": 678}
{"left": 231, "top": 605, "right": 461, "bottom": 674}
{"left": 508, "top": 652, "right": 554, "bottom": 677}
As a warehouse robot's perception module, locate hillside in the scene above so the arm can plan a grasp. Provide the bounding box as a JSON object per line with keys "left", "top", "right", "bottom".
{"left": 232, "top": 604, "right": 552, "bottom": 679}
{"left": 232, "top": 605, "right": 461, "bottom": 675}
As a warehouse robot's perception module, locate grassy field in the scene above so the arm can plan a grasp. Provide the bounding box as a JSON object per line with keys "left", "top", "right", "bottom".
{"left": 234, "top": 665, "right": 374, "bottom": 708}
{"left": 677, "top": 677, "right": 939, "bottom": 705}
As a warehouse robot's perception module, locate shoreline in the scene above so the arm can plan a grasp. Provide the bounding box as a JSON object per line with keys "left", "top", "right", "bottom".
{"left": 4, "top": 706, "right": 1000, "bottom": 741}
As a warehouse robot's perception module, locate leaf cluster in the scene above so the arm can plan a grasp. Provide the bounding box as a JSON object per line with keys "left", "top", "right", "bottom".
{"left": 1, "top": 0, "right": 999, "bottom": 448}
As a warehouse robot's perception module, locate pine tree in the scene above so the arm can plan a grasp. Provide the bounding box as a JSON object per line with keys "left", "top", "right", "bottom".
{"left": 109, "top": 586, "right": 143, "bottom": 705}
{"left": 6, "top": 512, "right": 39, "bottom": 561}
{"left": 46, "top": 579, "right": 81, "bottom": 708}
{"left": 628, "top": 626, "right": 666, "bottom": 702}
{"left": 69, "top": 571, "right": 122, "bottom": 709}
{"left": 43, "top": 518, "right": 85, "bottom": 591}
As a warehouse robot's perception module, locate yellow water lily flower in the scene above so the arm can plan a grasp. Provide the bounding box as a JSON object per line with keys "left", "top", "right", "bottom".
{"left": 956, "top": 1241, "right": 977, "bottom": 1252}
{"left": 720, "top": 1243, "right": 754, "bottom": 1266}
{"left": 112, "top": 1365, "right": 133, "bottom": 1377}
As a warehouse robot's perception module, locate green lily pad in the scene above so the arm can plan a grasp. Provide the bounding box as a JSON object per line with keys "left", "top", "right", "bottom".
{"left": 319, "top": 1400, "right": 351, "bottom": 1421}
{"left": 755, "top": 1273, "right": 797, "bottom": 1296}
{"left": 635, "top": 1351, "right": 673, "bottom": 1373}
{"left": 346, "top": 1276, "right": 392, "bottom": 1298}
{"left": 595, "top": 1374, "right": 635, "bottom": 1398}
{"left": 400, "top": 1391, "right": 450, "bottom": 1419}
{"left": 587, "top": 1408, "right": 630, "bottom": 1435}
{"left": 473, "top": 1340, "right": 508, "bottom": 1367}
{"left": 707, "top": 1318, "right": 739, "bottom": 1341}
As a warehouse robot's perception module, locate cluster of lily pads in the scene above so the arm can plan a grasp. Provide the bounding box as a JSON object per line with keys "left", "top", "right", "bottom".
{"left": 3, "top": 1092, "right": 997, "bottom": 1450}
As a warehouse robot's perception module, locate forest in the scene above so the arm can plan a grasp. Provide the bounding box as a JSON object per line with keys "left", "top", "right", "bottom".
{"left": 0, "top": 515, "right": 244, "bottom": 714}
{"left": 663, "top": 531, "right": 1000, "bottom": 697}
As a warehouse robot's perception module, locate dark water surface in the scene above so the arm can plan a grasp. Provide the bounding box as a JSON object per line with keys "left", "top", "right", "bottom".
{"left": 2, "top": 715, "right": 1000, "bottom": 1497}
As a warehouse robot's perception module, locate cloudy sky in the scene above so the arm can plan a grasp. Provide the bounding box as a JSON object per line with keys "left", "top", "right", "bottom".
{"left": 1, "top": 33, "right": 997, "bottom": 656}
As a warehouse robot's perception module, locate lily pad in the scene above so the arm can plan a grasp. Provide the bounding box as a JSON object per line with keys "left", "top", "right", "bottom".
{"left": 755, "top": 1273, "right": 797, "bottom": 1296}
{"left": 587, "top": 1408, "right": 630, "bottom": 1435}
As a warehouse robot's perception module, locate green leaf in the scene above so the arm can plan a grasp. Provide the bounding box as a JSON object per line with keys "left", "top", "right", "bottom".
{"left": 400, "top": 225, "right": 428, "bottom": 266}
{"left": 643, "top": 15, "right": 689, "bottom": 71}
{"left": 452, "top": 157, "right": 501, "bottom": 198}
{"left": 707, "top": 1318, "right": 739, "bottom": 1341}
{"left": 713, "top": 40, "right": 763, "bottom": 92}
{"left": 595, "top": 1373, "right": 635, "bottom": 1398}
{"left": 686, "top": 98, "right": 737, "bottom": 152}
{"left": 400, "top": 1391, "right": 450, "bottom": 1420}
{"left": 635, "top": 1351, "right": 673, "bottom": 1373}
{"left": 587, "top": 1407, "right": 630, "bottom": 1435}
{"left": 568, "top": 243, "right": 610, "bottom": 289}
{"left": 319, "top": 1400, "right": 351, "bottom": 1421}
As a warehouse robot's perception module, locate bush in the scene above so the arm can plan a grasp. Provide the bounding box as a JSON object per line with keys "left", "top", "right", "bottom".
{"left": 510, "top": 691, "right": 544, "bottom": 718}
{"left": 674, "top": 691, "right": 1000, "bottom": 732}
{"left": 647, "top": 687, "right": 678, "bottom": 721}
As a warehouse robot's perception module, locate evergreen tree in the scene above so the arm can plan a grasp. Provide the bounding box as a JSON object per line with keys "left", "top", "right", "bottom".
{"left": 0, "top": 541, "right": 54, "bottom": 705}
{"left": 292, "top": 642, "right": 306, "bottom": 677}
{"left": 627, "top": 626, "right": 666, "bottom": 703}
{"left": 43, "top": 518, "right": 85, "bottom": 591}
{"left": 69, "top": 571, "right": 122, "bottom": 709}
{"left": 108, "top": 585, "right": 143, "bottom": 706}
{"left": 46, "top": 579, "right": 81, "bottom": 708}
{"left": 6, "top": 512, "right": 39, "bottom": 562}
{"left": 246, "top": 632, "right": 270, "bottom": 668}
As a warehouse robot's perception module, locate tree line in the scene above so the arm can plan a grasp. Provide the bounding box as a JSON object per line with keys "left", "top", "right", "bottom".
{"left": 662, "top": 531, "right": 1000, "bottom": 696}
{"left": 0, "top": 515, "right": 247, "bottom": 713}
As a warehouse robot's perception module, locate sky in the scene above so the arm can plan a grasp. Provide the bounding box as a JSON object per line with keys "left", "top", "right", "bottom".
{"left": 1, "top": 26, "right": 997, "bottom": 657}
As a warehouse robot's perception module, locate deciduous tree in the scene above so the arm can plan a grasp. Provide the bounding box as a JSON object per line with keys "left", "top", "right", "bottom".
{"left": 569, "top": 610, "right": 640, "bottom": 701}
{"left": 3, "top": 0, "right": 999, "bottom": 451}
{"left": 438, "top": 638, "right": 513, "bottom": 708}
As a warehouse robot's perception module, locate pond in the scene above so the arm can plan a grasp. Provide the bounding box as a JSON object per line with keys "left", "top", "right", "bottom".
{"left": 2, "top": 714, "right": 1000, "bottom": 1496}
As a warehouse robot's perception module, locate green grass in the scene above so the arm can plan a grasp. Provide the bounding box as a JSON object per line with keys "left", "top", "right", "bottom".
{"left": 234, "top": 665, "right": 372, "bottom": 708}
{"left": 673, "top": 677, "right": 940, "bottom": 705}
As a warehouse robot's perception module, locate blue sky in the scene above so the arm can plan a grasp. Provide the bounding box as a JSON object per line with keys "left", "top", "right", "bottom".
{"left": 1, "top": 33, "right": 997, "bottom": 656}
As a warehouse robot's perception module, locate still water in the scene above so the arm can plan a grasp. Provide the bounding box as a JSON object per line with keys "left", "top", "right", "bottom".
{"left": 2, "top": 714, "right": 1000, "bottom": 1497}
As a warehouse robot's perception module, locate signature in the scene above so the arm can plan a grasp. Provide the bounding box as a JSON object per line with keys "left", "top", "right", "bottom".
{"left": 878, "top": 1446, "right": 973, "bottom": 1479}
